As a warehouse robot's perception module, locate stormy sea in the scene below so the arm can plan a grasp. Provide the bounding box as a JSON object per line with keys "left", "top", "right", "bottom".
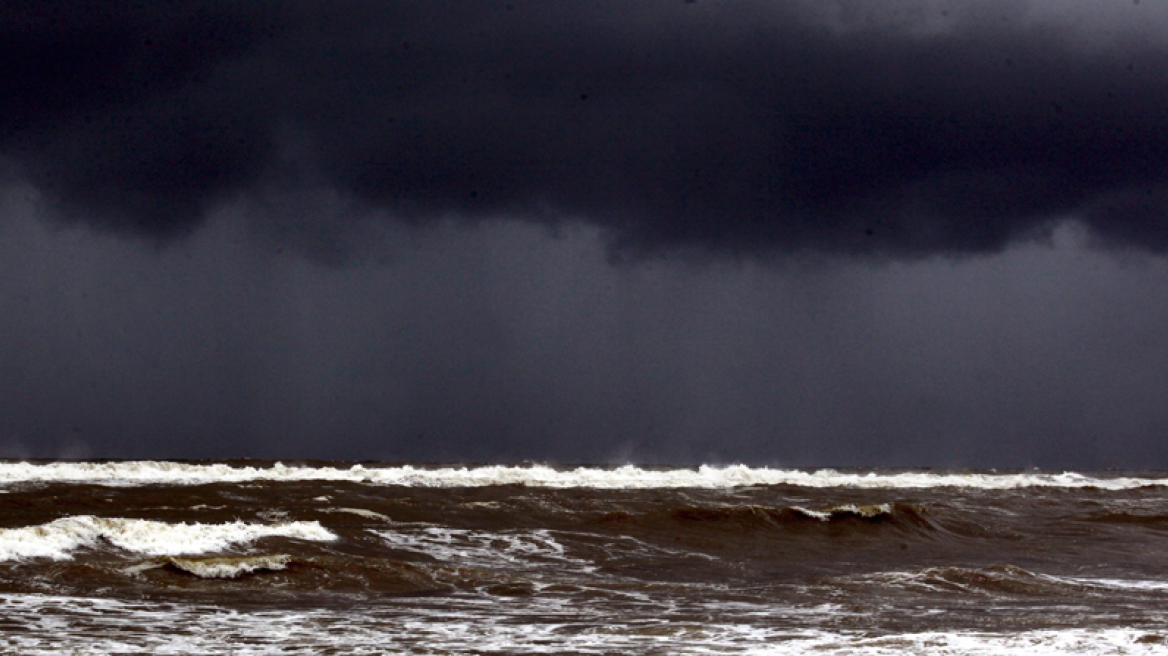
{"left": 2, "top": 461, "right": 1168, "bottom": 654}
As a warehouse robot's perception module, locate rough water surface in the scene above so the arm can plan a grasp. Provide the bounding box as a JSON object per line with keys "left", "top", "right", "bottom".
{"left": 1, "top": 460, "right": 1167, "bottom": 654}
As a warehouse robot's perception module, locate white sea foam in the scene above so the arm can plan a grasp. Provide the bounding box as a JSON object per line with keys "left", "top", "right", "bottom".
{"left": 1071, "top": 578, "right": 1168, "bottom": 593}
{"left": 374, "top": 527, "right": 593, "bottom": 574}
{"left": 850, "top": 567, "right": 1168, "bottom": 600}
{"left": 324, "top": 507, "right": 392, "bottom": 521}
{"left": 0, "top": 516, "right": 335, "bottom": 561}
{"left": 166, "top": 554, "right": 293, "bottom": 579}
{"left": 1, "top": 593, "right": 1166, "bottom": 655}
{"left": 791, "top": 503, "right": 895, "bottom": 520}
{"left": 0, "top": 460, "right": 1164, "bottom": 490}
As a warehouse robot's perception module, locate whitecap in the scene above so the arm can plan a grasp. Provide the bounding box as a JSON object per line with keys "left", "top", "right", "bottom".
{"left": 0, "top": 460, "right": 1164, "bottom": 490}
{"left": 0, "top": 516, "right": 335, "bottom": 561}
{"left": 322, "top": 507, "right": 392, "bottom": 521}
{"left": 165, "top": 554, "right": 293, "bottom": 579}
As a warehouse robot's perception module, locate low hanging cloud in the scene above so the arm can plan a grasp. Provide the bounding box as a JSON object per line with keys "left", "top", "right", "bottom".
{"left": 3, "top": 0, "right": 1168, "bottom": 258}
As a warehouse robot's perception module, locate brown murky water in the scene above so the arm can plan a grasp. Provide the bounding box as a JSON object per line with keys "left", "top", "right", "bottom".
{"left": 1, "top": 461, "right": 1167, "bottom": 654}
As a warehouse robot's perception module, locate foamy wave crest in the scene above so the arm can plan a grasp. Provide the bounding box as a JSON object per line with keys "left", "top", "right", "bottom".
{"left": 0, "top": 461, "right": 1164, "bottom": 490}
{"left": 165, "top": 554, "right": 293, "bottom": 579}
{"left": 0, "top": 516, "right": 335, "bottom": 562}
{"left": 791, "top": 503, "right": 895, "bottom": 521}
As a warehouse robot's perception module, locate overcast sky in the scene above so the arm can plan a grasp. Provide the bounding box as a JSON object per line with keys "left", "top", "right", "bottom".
{"left": 3, "top": 0, "right": 1168, "bottom": 468}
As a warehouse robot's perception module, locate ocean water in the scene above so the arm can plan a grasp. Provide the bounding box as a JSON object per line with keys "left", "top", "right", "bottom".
{"left": 1, "top": 461, "right": 1167, "bottom": 654}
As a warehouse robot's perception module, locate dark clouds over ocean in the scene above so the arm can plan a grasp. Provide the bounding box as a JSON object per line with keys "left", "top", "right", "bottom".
{"left": 5, "top": 0, "right": 1168, "bottom": 257}
{"left": 3, "top": 1, "right": 1168, "bottom": 466}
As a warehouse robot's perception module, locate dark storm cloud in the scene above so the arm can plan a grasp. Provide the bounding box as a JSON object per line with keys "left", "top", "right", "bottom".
{"left": 4, "top": 0, "right": 1168, "bottom": 257}
{"left": 5, "top": 202, "right": 1168, "bottom": 467}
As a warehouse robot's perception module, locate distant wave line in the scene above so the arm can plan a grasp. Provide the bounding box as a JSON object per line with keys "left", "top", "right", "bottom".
{"left": 0, "top": 461, "right": 1164, "bottom": 490}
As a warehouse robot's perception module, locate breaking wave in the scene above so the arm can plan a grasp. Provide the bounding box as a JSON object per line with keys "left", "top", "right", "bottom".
{"left": 664, "top": 502, "right": 930, "bottom": 529}
{"left": 163, "top": 554, "right": 294, "bottom": 579}
{"left": 590, "top": 503, "right": 938, "bottom": 547}
{"left": 0, "top": 516, "right": 335, "bottom": 561}
{"left": 852, "top": 565, "right": 1168, "bottom": 599}
{"left": 858, "top": 565, "right": 1073, "bottom": 596}
{"left": 0, "top": 461, "right": 1164, "bottom": 490}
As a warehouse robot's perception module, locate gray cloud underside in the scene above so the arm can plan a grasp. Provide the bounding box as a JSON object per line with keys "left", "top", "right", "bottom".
{"left": 4, "top": 198, "right": 1168, "bottom": 467}
{"left": 3, "top": 0, "right": 1168, "bottom": 258}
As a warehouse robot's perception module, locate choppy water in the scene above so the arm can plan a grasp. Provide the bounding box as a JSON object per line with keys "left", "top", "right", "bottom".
{"left": 2, "top": 460, "right": 1168, "bottom": 654}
